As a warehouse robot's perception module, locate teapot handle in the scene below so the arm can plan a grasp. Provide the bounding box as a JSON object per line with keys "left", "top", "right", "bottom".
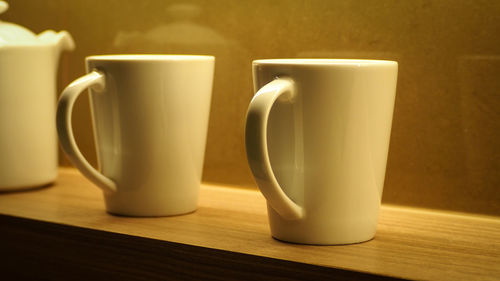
{"left": 56, "top": 71, "right": 117, "bottom": 194}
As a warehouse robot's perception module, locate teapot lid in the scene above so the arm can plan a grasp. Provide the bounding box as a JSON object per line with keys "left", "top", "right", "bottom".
{"left": 0, "top": 1, "right": 42, "bottom": 44}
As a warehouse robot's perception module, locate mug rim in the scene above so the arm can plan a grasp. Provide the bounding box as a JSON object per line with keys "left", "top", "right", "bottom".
{"left": 253, "top": 58, "right": 397, "bottom": 66}
{"left": 86, "top": 54, "right": 215, "bottom": 62}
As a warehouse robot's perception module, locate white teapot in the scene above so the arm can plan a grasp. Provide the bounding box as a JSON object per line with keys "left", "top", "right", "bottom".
{"left": 0, "top": 1, "right": 74, "bottom": 190}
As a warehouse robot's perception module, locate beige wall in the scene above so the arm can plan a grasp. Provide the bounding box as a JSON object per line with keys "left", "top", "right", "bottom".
{"left": 4, "top": 0, "right": 499, "bottom": 216}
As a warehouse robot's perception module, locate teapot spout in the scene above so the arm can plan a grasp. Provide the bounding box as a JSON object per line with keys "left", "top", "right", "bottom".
{"left": 38, "top": 30, "right": 75, "bottom": 52}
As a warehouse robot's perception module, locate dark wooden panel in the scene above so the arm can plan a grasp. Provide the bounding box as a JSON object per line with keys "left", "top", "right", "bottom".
{"left": 0, "top": 215, "right": 403, "bottom": 281}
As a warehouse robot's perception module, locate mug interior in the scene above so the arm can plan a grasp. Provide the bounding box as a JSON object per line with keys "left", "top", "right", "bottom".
{"left": 253, "top": 58, "right": 396, "bottom": 66}
{"left": 86, "top": 54, "right": 214, "bottom": 62}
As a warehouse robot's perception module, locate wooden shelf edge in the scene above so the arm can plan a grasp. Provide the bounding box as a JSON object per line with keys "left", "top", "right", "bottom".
{"left": 0, "top": 168, "right": 499, "bottom": 281}
{"left": 0, "top": 215, "right": 403, "bottom": 281}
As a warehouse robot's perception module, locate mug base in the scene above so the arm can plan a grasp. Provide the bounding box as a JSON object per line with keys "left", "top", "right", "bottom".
{"left": 271, "top": 234, "right": 375, "bottom": 245}
{"left": 105, "top": 207, "right": 198, "bottom": 217}
{"left": 0, "top": 180, "right": 54, "bottom": 193}
{"left": 103, "top": 190, "right": 199, "bottom": 217}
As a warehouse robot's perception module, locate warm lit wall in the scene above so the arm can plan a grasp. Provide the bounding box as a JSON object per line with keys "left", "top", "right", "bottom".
{"left": 4, "top": 0, "right": 499, "bottom": 216}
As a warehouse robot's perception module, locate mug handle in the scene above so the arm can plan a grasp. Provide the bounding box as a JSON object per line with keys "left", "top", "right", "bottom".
{"left": 56, "top": 70, "right": 117, "bottom": 194}
{"left": 245, "top": 78, "right": 304, "bottom": 220}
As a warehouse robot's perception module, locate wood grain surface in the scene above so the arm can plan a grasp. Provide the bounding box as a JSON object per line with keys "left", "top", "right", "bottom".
{"left": 0, "top": 168, "right": 499, "bottom": 280}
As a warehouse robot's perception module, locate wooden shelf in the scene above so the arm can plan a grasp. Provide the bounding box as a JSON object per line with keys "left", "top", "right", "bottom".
{"left": 0, "top": 168, "right": 498, "bottom": 280}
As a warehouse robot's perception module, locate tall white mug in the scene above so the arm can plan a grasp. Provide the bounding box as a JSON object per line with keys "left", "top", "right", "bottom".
{"left": 246, "top": 59, "right": 398, "bottom": 244}
{"left": 57, "top": 55, "right": 214, "bottom": 216}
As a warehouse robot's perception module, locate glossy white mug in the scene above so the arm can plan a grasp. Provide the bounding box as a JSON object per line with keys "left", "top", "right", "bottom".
{"left": 57, "top": 55, "right": 214, "bottom": 216}
{"left": 246, "top": 59, "right": 398, "bottom": 244}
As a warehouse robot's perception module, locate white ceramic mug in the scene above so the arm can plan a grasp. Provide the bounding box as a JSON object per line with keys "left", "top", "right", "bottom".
{"left": 57, "top": 55, "right": 214, "bottom": 216}
{"left": 246, "top": 59, "right": 398, "bottom": 244}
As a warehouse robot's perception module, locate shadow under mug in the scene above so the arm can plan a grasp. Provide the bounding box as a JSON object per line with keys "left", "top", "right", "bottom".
{"left": 57, "top": 54, "right": 215, "bottom": 216}
{"left": 246, "top": 59, "right": 398, "bottom": 244}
